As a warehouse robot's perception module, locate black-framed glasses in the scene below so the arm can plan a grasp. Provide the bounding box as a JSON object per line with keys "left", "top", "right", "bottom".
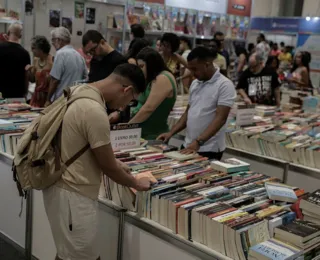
{"left": 88, "top": 44, "right": 98, "bottom": 55}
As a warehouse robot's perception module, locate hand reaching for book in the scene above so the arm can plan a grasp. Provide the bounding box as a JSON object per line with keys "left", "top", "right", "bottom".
{"left": 135, "top": 177, "right": 152, "bottom": 191}
{"left": 180, "top": 140, "right": 199, "bottom": 154}
{"left": 156, "top": 132, "right": 172, "bottom": 143}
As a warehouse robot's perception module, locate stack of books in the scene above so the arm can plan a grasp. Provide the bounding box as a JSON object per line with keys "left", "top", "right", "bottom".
{"left": 274, "top": 220, "right": 320, "bottom": 259}
{"left": 255, "top": 106, "right": 277, "bottom": 117}
{"left": 300, "top": 190, "right": 320, "bottom": 225}
{"left": 96, "top": 143, "right": 320, "bottom": 259}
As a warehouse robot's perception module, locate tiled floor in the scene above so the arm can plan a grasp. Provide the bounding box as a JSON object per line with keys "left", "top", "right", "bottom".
{"left": 0, "top": 237, "right": 25, "bottom": 260}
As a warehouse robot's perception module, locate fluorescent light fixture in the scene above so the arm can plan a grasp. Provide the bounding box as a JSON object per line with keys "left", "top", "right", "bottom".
{"left": 306, "top": 16, "right": 311, "bottom": 21}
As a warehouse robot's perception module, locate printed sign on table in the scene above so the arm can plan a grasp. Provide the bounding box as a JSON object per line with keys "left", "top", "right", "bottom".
{"left": 236, "top": 105, "right": 255, "bottom": 126}
{"left": 110, "top": 124, "right": 141, "bottom": 151}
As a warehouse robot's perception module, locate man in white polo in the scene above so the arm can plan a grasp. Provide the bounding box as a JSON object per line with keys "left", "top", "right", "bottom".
{"left": 158, "top": 46, "right": 236, "bottom": 160}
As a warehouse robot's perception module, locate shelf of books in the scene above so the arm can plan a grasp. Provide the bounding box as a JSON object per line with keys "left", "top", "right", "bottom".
{"left": 100, "top": 144, "right": 320, "bottom": 260}
{"left": 106, "top": 1, "right": 250, "bottom": 51}
{"left": 168, "top": 98, "right": 320, "bottom": 191}
{"left": 1, "top": 99, "right": 320, "bottom": 259}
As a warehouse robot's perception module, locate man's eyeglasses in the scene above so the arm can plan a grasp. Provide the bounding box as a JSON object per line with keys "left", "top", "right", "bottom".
{"left": 88, "top": 44, "right": 98, "bottom": 55}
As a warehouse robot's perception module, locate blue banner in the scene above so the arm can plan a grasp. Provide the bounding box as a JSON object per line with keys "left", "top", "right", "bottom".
{"left": 250, "top": 18, "right": 271, "bottom": 31}
{"left": 299, "top": 18, "right": 320, "bottom": 34}
{"left": 250, "top": 17, "right": 320, "bottom": 34}
{"left": 270, "top": 18, "right": 299, "bottom": 33}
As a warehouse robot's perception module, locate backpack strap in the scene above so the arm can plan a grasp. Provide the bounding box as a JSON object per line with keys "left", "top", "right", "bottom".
{"left": 64, "top": 144, "right": 90, "bottom": 167}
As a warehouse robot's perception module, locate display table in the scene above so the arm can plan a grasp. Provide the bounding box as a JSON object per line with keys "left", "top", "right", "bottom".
{"left": 0, "top": 152, "right": 27, "bottom": 255}
{"left": 0, "top": 152, "right": 234, "bottom": 260}
{"left": 169, "top": 134, "right": 320, "bottom": 192}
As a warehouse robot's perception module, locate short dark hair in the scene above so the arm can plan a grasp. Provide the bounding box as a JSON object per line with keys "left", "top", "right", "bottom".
{"left": 113, "top": 63, "right": 146, "bottom": 94}
{"left": 180, "top": 36, "right": 192, "bottom": 49}
{"left": 131, "top": 24, "right": 145, "bottom": 38}
{"left": 266, "top": 55, "right": 279, "bottom": 69}
{"left": 280, "top": 41, "right": 285, "bottom": 47}
{"left": 31, "top": 35, "right": 51, "bottom": 54}
{"left": 248, "top": 43, "right": 255, "bottom": 52}
{"left": 214, "top": 31, "right": 224, "bottom": 39}
{"left": 259, "top": 33, "right": 266, "bottom": 41}
{"left": 210, "top": 38, "right": 222, "bottom": 49}
{"left": 187, "top": 46, "right": 215, "bottom": 62}
{"left": 161, "top": 33, "right": 180, "bottom": 53}
{"left": 125, "top": 38, "right": 150, "bottom": 61}
{"left": 136, "top": 47, "right": 171, "bottom": 86}
{"left": 82, "top": 30, "right": 104, "bottom": 46}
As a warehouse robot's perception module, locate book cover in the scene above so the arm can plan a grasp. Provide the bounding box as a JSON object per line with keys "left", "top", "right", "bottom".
{"left": 275, "top": 220, "right": 320, "bottom": 244}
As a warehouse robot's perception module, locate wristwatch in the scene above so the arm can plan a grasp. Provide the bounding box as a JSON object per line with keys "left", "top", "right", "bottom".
{"left": 196, "top": 138, "right": 205, "bottom": 146}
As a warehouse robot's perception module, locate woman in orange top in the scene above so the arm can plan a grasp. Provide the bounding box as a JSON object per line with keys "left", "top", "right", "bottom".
{"left": 26, "top": 36, "right": 53, "bottom": 107}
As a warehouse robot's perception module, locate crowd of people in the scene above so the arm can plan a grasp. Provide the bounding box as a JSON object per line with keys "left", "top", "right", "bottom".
{"left": 0, "top": 23, "right": 314, "bottom": 260}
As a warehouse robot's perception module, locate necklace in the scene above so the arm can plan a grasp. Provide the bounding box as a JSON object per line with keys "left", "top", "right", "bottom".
{"left": 38, "top": 58, "right": 47, "bottom": 69}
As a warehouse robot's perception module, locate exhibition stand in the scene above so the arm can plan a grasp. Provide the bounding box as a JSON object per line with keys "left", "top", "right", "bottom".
{"left": 248, "top": 16, "right": 320, "bottom": 88}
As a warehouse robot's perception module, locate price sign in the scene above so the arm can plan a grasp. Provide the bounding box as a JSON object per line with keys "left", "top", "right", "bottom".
{"left": 303, "top": 96, "right": 319, "bottom": 113}
{"left": 236, "top": 105, "right": 255, "bottom": 126}
{"left": 110, "top": 124, "right": 141, "bottom": 151}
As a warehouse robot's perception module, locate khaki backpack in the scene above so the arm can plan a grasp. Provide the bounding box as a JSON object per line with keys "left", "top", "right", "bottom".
{"left": 13, "top": 85, "right": 101, "bottom": 197}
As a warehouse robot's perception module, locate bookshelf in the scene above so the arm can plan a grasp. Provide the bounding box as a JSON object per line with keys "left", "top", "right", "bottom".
{"left": 105, "top": 1, "right": 250, "bottom": 53}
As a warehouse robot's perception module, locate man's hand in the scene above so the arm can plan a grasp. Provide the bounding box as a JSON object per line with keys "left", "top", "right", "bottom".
{"left": 180, "top": 140, "right": 199, "bottom": 155}
{"left": 135, "top": 177, "right": 152, "bottom": 191}
{"left": 44, "top": 101, "right": 52, "bottom": 108}
{"left": 116, "top": 159, "right": 130, "bottom": 174}
{"left": 243, "top": 97, "right": 252, "bottom": 105}
{"left": 156, "top": 132, "right": 172, "bottom": 143}
{"left": 109, "top": 111, "right": 120, "bottom": 124}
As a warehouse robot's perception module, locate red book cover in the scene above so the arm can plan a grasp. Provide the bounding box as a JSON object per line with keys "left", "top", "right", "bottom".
{"left": 174, "top": 196, "right": 203, "bottom": 233}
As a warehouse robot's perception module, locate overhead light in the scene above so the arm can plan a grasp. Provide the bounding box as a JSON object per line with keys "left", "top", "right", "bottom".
{"left": 306, "top": 16, "right": 311, "bottom": 21}
{"left": 314, "top": 17, "right": 319, "bottom": 21}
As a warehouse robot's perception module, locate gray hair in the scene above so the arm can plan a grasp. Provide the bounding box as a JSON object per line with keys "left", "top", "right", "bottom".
{"left": 8, "top": 22, "right": 22, "bottom": 38}
{"left": 250, "top": 51, "right": 264, "bottom": 64}
{"left": 50, "top": 27, "right": 71, "bottom": 43}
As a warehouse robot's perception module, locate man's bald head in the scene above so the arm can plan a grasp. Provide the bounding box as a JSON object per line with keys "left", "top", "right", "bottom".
{"left": 249, "top": 52, "right": 264, "bottom": 74}
{"left": 8, "top": 23, "right": 22, "bottom": 39}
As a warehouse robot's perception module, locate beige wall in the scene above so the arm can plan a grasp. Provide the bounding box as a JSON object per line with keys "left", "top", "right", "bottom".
{"left": 251, "top": 0, "right": 282, "bottom": 17}
{"left": 302, "top": 0, "right": 320, "bottom": 16}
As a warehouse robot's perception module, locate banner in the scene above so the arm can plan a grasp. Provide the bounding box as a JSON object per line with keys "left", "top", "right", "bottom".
{"left": 165, "top": 0, "right": 227, "bottom": 13}
{"left": 250, "top": 18, "right": 299, "bottom": 33}
{"left": 227, "top": 0, "right": 252, "bottom": 17}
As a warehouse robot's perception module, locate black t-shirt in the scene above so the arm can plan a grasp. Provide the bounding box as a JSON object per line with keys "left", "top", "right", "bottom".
{"left": 88, "top": 50, "right": 127, "bottom": 82}
{"left": 0, "top": 42, "right": 31, "bottom": 98}
{"left": 237, "top": 67, "right": 280, "bottom": 105}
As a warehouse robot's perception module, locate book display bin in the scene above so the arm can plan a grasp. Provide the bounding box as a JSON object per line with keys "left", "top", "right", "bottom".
{"left": 1, "top": 134, "right": 320, "bottom": 260}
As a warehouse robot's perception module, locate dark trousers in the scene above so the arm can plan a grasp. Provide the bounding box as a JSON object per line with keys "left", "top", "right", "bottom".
{"left": 181, "top": 145, "right": 224, "bottom": 161}
{"left": 198, "top": 151, "right": 224, "bottom": 161}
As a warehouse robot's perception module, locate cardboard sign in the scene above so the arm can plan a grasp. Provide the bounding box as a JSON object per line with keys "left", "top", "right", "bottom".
{"left": 236, "top": 105, "right": 255, "bottom": 126}
{"left": 110, "top": 124, "right": 141, "bottom": 151}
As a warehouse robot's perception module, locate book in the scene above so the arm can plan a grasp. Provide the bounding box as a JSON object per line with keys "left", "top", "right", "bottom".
{"left": 164, "top": 151, "right": 199, "bottom": 161}
{"left": 300, "top": 189, "right": 320, "bottom": 216}
{"left": 211, "top": 158, "right": 250, "bottom": 173}
{"left": 249, "top": 238, "right": 303, "bottom": 260}
{"left": 147, "top": 143, "right": 178, "bottom": 153}
{"left": 265, "top": 182, "right": 298, "bottom": 203}
{"left": 274, "top": 220, "right": 320, "bottom": 246}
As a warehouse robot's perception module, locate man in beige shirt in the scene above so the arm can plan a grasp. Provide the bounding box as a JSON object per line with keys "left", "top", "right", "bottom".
{"left": 43, "top": 64, "right": 150, "bottom": 260}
